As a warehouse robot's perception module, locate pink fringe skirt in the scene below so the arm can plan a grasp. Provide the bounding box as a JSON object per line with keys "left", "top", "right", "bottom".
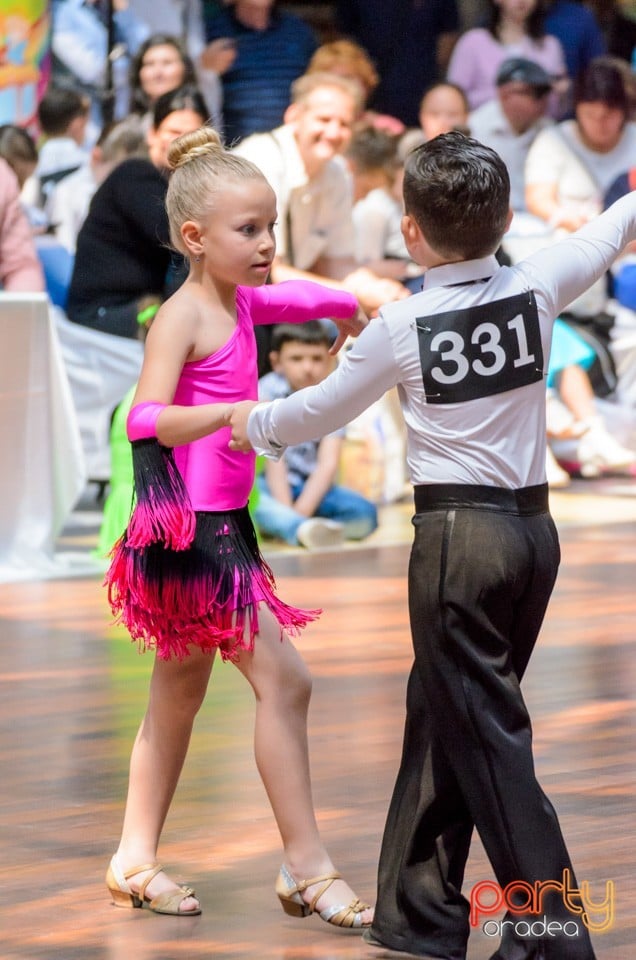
{"left": 106, "top": 506, "right": 320, "bottom": 661}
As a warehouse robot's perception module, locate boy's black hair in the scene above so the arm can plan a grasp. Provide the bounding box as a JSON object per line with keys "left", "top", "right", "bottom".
{"left": 270, "top": 321, "right": 333, "bottom": 353}
{"left": 403, "top": 131, "right": 510, "bottom": 261}
{"left": 37, "top": 86, "right": 89, "bottom": 136}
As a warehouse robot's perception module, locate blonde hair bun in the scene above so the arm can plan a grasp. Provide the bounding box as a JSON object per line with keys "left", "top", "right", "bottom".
{"left": 167, "top": 126, "right": 223, "bottom": 171}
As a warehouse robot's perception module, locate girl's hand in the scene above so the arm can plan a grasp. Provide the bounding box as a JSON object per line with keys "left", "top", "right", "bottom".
{"left": 229, "top": 400, "right": 260, "bottom": 452}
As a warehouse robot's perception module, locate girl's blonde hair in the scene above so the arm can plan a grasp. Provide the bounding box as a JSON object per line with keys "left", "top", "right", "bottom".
{"left": 165, "top": 126, "right": 267, "bottom": 254}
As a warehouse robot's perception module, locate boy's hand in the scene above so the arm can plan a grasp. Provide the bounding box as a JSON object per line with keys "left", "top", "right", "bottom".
{"left": 330, "top": 305, "right": 369, "bottom": 355}
{"left": 229, "top": 400, "right": 260, "bottom": 452}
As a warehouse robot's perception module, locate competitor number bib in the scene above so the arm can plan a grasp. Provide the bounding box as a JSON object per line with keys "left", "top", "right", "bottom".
{"left": 415, "top": 291, "right": 543, "bottom": 404}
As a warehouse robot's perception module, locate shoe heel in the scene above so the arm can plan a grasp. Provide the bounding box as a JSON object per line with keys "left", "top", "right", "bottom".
{"left": 278, "top": 893, "right": 310, "bottom": 918}
{"left": 105, "top": 861, "right": 142, "bottom": 909}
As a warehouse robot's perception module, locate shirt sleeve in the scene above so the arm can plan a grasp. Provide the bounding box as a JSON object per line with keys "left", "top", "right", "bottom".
{"left": 246, "top": 280, "right": 357, "bottom": 325}
{"left": 247, "top": 317, "right": 399, "bottom": 457}
{"left": 520, "top": 192, "right": 636, "bottom": 318}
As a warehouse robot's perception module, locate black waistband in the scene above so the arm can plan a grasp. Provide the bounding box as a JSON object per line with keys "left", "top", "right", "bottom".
{"left": 413, "top": 483, "right": 549, "bottom": 516}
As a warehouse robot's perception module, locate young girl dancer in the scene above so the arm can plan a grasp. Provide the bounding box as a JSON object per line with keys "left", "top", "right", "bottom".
{"left": 104, "top": 125, "right": 371, "bottom": 926}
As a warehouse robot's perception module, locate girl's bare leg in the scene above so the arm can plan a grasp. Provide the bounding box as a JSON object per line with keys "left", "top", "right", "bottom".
{"left": 234, "top": 605, "right": 373, "bottom": 921}
{"left": 113, "top": 646, "right": 215, "bottom": 911}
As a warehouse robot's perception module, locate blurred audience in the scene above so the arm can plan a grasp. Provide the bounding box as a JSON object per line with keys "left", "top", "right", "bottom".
{"left": 203, "top": 0, "right": 317, "bottom": 144}
{"left": 128, "top": 33, "right": 219, "bottom": 131}
{"left": 447, "top": 0, "right": 568, "bottom": 118}
{"left": 66, "top": 85, "right": 209, "bottom": 339}
{"left": 48, "top": 117, "right": 147, "bottom": 253}
{"left": 345, "top": 126, "right": 420, "bottom": 285}
{"left": 51, "top": 0, "right": 150, "bottom": 126}
{"left": 470, "top": 57, "right": 554, "bottom": 214}
{"left": 234, "top": 73, "right": 409, "bottom": 330}
{"left": 543, "top": 1, "right": 606, "bottom": 88}
{"left": 336, "top": 0, "right": 460, "bottom": 128}
{"left": 25, "top": 86, "right": 91, "bottom": 213}
{"left": 306, "top": 40, "right": 404, "bottom": 135}
{"left": 525, "top": 59, "right": 636, "bottom": 242}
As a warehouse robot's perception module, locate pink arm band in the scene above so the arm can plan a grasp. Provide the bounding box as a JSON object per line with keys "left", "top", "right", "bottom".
{"left": 127, "top": 402, "right": 167, "bottom": 441}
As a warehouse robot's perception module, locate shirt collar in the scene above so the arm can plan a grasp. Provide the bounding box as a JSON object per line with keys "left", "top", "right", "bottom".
{"left": 422, "top": 254, "right": 500, "bottom": 290}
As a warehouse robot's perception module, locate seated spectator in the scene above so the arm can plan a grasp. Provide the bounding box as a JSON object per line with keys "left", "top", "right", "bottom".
{"left": 26, "top": 86, "right": 91, "bottom": 212}
{"left": 47, "top": 116, "right": 147, "bottom": 253}
{"left": 395, "top": 82, "right": 470, "bottom": 162}
{"left": 447, "top": 0, "right": 568, "bottom": 118}
{"left": 0, "top": 158, "right": 45, "bottom": 292}
{"left": 418, "top": 81, "right": 470, "bottom": 140}
{"left": 203, "top": 0, "right": 317, "bottom": 144}
{"left": 128, "top": 33, "right": 221, "bottom": 132}
{"left": 470, "top": 57, "right": 554, "bottom": 215}
{"left": 525, "top": 58, "right": 636, "bottom": 316}
{"left": 51, "top": 0, "right": 150, "bottom": 127}
{"left": 254, "top": 321, "right": 378, "bottom": 549}
{"left": 546, "top": 318, "right": 636, "bottom": 482}
{"left": 306, "top": 39, "right": 404, "bottom": 135}
{"left": 345, "top": 126, "right": 421, "bottom": 285}
{"left": 66, "top": 85, "right": 209, "bottom": 339}
{"left": 336, "top": 0, "right": 460, "bottom": 129}
{"left": 234, "top": 72, "right": 409, "bottom": 372}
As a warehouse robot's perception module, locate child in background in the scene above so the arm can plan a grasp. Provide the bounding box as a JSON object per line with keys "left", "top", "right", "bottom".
{"left": 25, "top": 86, "right": 91, "bottom": 212}
{"left": 48, "top": 116, "right": 147, "bottom": 253}
{"left": 345, "top": 125, "right": 419, "bottom": 285}
{"left": 228, "top": 131, "right": 630, "bottom": 960}
{"left": 255, "top": 321, "right": 378, "bottom": 549}
{"left": 104, "top": 125, "right": 372, "bottom": 928}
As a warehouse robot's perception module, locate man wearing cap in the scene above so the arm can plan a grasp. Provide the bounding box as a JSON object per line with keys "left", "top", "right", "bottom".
{"left": 469, "top": 57, "right": 554, "bottom": 214}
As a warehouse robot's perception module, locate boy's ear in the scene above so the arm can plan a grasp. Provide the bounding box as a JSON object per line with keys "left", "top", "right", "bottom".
{"left": 181, "top": 220, "right": 203, "bottom": 259}
{"left": 269, "top": 349, "right": 281, "bottom": 372}
{"left": 402, "top": 213, "right": 426, "bottom": 263}
{"left": 504, "top": 207, "right": 514, "bottom": 234}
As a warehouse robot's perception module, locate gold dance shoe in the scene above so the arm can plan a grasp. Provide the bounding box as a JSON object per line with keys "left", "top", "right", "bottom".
{"left": 275, "top": 864, "right": 371, "bottom": 928}
{"left": 105, "top": 856, "right": 201, "bottom": 916}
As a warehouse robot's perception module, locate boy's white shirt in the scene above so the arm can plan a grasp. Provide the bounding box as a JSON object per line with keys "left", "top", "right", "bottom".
{"left": 248, "top": 194, "right": 636, "bottom": 489}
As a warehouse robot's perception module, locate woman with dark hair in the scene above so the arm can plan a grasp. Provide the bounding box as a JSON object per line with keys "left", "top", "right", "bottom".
{"left": 128, "top": 33, "right": 222, "bottom": 130}
{"left": 525, "top": 58, "right": 636, "bottom": 236}
{"left": 447, "top": 0, "right": 567, "bottom": 115}
{"left": 67, "top": 85, "right": 210, "bottom": 339}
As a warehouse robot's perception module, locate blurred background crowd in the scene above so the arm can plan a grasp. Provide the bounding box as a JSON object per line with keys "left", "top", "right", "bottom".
{"left": 3, "top": 0, "right": 636, "bottom": 557}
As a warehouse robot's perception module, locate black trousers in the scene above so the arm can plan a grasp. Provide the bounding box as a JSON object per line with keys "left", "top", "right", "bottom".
{"left": 370, "top": 484, "right": 596, "bottom": 960}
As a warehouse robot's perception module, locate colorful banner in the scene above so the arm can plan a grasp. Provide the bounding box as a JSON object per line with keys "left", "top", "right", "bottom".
{"left": 0, "top": 0, "right": 51, "bottom": 128}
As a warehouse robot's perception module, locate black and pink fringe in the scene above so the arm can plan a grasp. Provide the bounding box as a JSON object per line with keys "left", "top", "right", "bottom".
{"left": 105, "top": 440, "right": 320, "bottom": 661}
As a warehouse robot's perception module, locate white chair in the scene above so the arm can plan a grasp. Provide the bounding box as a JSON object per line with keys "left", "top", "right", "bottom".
{"left": 53, "top": 308, "right": 143, "bottom": 483}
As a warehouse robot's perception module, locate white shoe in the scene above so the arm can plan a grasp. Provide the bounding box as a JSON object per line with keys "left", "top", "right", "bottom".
{"left": 576, "top": 418, "right": 636, "bottom": 477}
{"left": 545, "top": 446, "right": 571, "bottom": 488}
{"left": 296, "top": 518, "right": 345, "bottom": 550}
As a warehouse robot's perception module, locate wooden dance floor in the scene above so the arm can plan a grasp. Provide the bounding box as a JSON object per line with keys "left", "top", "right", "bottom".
{"left": 1, "top": 489, "right": 635, "bottom": 960}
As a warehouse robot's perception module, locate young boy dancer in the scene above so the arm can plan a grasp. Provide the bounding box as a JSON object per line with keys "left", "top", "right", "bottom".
{"left": 228, "top": 132, "right": 630, "bottom": 959}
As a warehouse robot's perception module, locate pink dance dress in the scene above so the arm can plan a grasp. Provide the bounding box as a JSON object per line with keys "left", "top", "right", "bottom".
{"left": 106, "top": 281, "right": 357, "bottom": 661}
